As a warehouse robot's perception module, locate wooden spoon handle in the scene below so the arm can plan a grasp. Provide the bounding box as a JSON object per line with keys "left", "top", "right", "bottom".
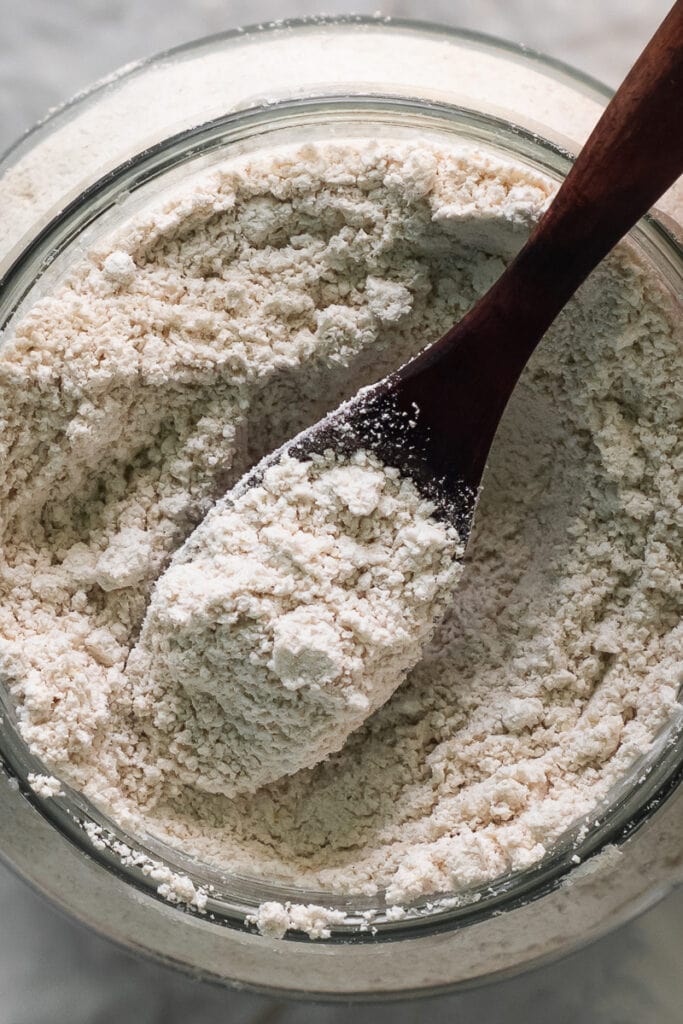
{"left": 396, "top": 0, "right": 683, "bottom": 490}
{"left": 507, "top": 0, "right": 683, "bottom": 341}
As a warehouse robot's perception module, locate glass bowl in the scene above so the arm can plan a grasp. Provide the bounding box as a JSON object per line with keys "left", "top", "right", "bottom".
{"left": 0, "top": 16, "right": 681, "bottom": 999}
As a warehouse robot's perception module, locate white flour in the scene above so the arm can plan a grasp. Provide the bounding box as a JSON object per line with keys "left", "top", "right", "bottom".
{"left": 129, "top": 450, "right": 462, "bottom": 796}
{"left": 26, "top": 772, "right": 63, "bottom": 799}
{"left": 246, "top": 901, "right": 348, "bottom": 941}
{"left": 0, "top": 140, "right": 680, "bottom": 926}
{"left": 82, "top": 821, "right": 208, "bottom": 912}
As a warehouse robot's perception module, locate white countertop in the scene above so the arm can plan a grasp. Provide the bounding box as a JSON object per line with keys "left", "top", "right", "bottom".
{"left": 0, "top": 1, "right": 681, "bottom": 1020}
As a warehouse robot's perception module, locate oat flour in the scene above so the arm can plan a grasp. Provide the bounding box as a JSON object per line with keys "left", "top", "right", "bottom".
{"left": 0, "top": 140, "right": 680, "bottom": 912}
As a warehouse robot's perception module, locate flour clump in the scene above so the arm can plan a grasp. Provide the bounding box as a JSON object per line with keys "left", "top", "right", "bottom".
{"left": 102, "top": 250, "right": 136, "bottom": 287}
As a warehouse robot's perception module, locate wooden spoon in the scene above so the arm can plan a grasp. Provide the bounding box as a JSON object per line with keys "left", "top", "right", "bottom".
{"left": 226, "top": 0, "right": 683, "bottom": 539}
{"left": 131, "top": 4, "right": 682, "bottom": 796}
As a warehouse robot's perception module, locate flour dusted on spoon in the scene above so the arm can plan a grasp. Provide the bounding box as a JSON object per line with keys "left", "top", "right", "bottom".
{"left": 128, "top": 450, "right": 463, "bottom": 795}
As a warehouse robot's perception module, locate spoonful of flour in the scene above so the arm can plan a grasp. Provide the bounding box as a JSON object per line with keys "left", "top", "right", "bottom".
{"left": 127, "top": 449, "right": 463, "bottom": 796}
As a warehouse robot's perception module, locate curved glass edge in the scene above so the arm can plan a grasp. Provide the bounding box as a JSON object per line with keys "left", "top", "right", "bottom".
{"left": 0, "top": 93, "right": 591, "bottom": 293}
{"left": 1, "top": 654, "right": 682, "bottom": 947}
{"left": 0, "top": 15, "right": 613, "bottom": 172}
{"left": 0, "top": 94, "right": 681, "bottom": 946}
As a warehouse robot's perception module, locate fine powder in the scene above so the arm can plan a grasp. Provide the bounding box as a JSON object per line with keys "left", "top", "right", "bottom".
{"left": 0, "top": 140, "right": 681, "bottom": 910}
{"left": 129, "top": 450, "right": 462, "bottom": 796}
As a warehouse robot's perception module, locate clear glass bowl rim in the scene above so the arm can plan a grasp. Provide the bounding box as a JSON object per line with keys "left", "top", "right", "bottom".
{"left": 0, "top": 13, "right": 616, "bottom": 171}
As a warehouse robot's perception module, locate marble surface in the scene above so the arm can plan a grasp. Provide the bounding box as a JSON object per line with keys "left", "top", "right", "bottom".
{"left": 0, "top": 1, "right": 681, "bottom": 1020}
